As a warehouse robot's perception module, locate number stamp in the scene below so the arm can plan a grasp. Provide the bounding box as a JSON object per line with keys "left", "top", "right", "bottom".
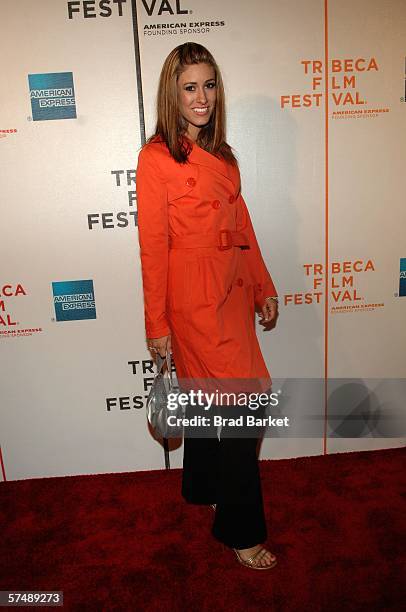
{"left": 0, "top": 592, "right": 63, "bottom": 606}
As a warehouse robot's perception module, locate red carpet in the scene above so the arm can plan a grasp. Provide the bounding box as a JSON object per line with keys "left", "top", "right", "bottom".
{"left": 1, "top": 447, "right": 404, "bottom": 611}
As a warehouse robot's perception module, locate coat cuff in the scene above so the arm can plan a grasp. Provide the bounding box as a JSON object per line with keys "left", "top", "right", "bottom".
{"left": 145, "top": 318, "right": 171, "bottom": 339}
{"left": 253, "top": 280, "right": 278, "bottom": 310}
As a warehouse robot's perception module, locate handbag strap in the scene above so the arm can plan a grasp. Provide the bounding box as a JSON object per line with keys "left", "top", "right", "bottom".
{"left": 155, "top": 352, "right": 174, "bottom": 392}
{"left": 156, "top": 352, "right": 172, "bottom": 379}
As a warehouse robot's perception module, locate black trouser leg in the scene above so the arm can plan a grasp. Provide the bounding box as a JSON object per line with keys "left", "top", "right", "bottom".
{"left": 181, "top": 402, "right": 219, "bottom": 504}
{"left": 181, "top": 404, "right": 267, "bottom": 549}
{"left": 181, "top": 435, "right": 219, "bottom": 504}
{"left": 211, "top": 434, "right": 267, "bottom": 549}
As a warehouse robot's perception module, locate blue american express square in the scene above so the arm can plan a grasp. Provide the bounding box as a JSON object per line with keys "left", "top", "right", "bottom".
{"left": 52, "top": 280, "right": 96, "bottom": 321}
{"left": 29, "top": 72, "right": 76, "bottom": 121}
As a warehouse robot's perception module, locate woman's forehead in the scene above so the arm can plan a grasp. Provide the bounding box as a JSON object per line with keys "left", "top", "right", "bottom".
{"left": 178, "top": 63, "right": 215, "bottom": 83}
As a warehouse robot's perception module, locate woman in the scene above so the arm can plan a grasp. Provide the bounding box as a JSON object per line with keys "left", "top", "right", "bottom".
{"left": 136, "top": 42, "right": 279, "bottom": 570}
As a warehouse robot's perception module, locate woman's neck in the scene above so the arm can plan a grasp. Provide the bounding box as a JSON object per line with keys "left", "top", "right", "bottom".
{"left": 185, "top": 125, "right": 201, "bottom": 142}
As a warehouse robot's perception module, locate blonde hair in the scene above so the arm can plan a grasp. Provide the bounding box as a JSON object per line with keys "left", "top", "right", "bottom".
{"left": 146, "top": 42, "right": 237, "bottom": 165}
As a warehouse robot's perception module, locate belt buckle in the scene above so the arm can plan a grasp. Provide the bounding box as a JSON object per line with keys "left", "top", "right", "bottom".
{"left": 218, "top": 229, "right": 232, "bottom": 250}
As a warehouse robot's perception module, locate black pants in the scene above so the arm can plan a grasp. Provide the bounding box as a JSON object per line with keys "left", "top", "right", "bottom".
{"left": 181, "top": 404, "right": 267, "bottom": 549}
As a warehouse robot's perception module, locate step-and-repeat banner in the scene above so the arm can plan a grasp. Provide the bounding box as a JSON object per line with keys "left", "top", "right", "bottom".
{"left": 1, "top": 0, "right": 405, "bottom": 481}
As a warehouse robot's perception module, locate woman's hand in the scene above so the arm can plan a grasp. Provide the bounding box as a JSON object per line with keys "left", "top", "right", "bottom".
{"left": 147, "top": 334, "right": 171, "bottom": 358}
{"left": 259, "top": 297, "right": 278, "bottom": 326}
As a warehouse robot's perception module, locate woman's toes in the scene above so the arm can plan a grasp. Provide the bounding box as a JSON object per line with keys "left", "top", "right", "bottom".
{"left": 263, "top": 552, "right": 272, "bottom": 566}
{"left": 238, "top": 545, "right": 276, "bottom": 567}
{"left": 262, "top": 550, "right": 274, "bottom": 566}
{"left": 256, "top": 549, "right": 269, "bottom": 566}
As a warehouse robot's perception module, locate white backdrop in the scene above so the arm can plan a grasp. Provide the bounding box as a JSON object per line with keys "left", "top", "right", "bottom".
{"left": 1, "top": 0, "right": 405, "bottom": 481}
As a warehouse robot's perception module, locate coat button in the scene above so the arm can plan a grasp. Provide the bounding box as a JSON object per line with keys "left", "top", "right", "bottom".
{"left": 186, "top": 177, "right": 196, "bottom": 187}
{"left": 228, "top": 194, "right": 235, "bottom": 203}
{"left": 236, "top": 278, "right": 244, "bottom": 287}
{"left": 256, "top": 283, "right": 262, "bottom": 291}
{"left": 212, "top": 200, "right": 221, "bottom": 209}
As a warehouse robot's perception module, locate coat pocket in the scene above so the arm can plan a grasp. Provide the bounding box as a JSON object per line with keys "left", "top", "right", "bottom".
{"left": 167, "top": 258, "right": 198, "bottom": 313}
{"left": 196, "top": 256, "right": 228, "bottom": 306}
{"left": 183, "top": 260, "right": 198, "bottom": 306}
{"left": 181, "top": 258, "right": 216, "bottom": 310}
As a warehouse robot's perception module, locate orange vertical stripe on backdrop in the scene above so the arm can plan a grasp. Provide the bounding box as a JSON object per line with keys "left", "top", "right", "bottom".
{"left": 323, "top": 0, "right": 329, "bottom": 455}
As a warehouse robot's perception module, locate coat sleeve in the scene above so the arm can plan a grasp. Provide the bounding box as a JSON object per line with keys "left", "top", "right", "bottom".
{"left": 136, "top": 145, "right": 171, "bottom": 339}
{"left": 236, "top": 192, "right": 278, "bottom": 310}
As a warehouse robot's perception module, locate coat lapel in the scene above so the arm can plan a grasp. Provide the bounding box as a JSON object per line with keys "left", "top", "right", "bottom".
{"left": 188, "top": 141, "right": 240, "bottom": 193}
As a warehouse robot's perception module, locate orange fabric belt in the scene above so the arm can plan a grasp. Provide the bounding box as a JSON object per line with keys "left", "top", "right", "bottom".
{"left": 168, "top": 229, "right": 249, "bottom": 250}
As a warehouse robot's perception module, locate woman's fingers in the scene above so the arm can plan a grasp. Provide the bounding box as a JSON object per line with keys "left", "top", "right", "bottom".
{"left": 260, "top": 300, "right": 278, "bottom": 323}
{"left": 268, "top": 302, "right": 278, "bottom": 322}
{"left": 158, "top": 343, "right": 167, "bottom": 358}
{"left": 147, "top": 334, "right": 171, "bottom": 358}
{"left": 156, "top": 337, "right": 167, "bottom": 358}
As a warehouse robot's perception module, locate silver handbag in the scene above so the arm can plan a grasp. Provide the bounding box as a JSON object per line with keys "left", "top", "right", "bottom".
{"left": 146, "top": 352, "right": 184, "bottom": 438}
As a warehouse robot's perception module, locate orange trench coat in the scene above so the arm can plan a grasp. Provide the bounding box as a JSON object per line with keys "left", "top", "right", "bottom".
{"left": 136, "top": 135, "right": 278, "bottom": 397}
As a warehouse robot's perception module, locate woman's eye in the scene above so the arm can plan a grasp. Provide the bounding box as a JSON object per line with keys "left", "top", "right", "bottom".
{"left": 185, "top": 83, "right": 216, "bottom": 92}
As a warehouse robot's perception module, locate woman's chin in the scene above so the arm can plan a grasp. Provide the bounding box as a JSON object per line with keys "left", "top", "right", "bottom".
{"left": 188, "top": 114, "right": 213, "bottom": 127}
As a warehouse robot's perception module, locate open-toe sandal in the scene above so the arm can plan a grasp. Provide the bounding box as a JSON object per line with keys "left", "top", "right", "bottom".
{"left": 233, "top": 546, "right": 277, "bottom": 571}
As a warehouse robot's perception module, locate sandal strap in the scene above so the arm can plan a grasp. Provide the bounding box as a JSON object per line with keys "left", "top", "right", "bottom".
{"left": 245, "top": 547, "right": 265, "bottom": 565}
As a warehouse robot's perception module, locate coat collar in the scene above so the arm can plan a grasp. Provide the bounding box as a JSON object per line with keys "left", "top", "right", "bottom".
{"left": 151, "top": 135, "right": 239, "bottom": 192}
{"left": 188, "top": 141, "right": 240, "bottom": 193}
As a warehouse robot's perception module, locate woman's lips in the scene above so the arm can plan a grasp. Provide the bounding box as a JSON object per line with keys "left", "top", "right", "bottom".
{"left": 192, "top": 107, "right": 209, "bottom": 115}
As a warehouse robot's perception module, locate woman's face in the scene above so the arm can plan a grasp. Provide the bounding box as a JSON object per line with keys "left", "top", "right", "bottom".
{"left": 177, "top": 62, "right": 217, "bottom": 141}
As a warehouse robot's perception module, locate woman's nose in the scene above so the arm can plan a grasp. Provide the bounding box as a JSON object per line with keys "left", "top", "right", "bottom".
{"left": 196, "top": 87, "right": 207, "bottom": 103}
